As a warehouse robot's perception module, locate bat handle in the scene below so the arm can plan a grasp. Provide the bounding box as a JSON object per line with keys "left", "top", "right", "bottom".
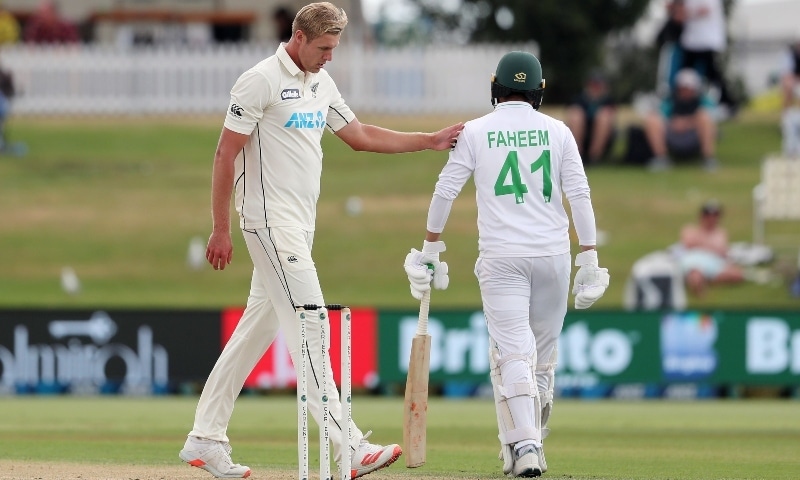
{"left": 416, "top": 289, "right": 430, "bottom": 336}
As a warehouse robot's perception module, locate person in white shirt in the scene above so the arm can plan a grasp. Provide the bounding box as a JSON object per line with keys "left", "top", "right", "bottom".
{"left": 679, "top": 0, "right": 737, "bottom": 112}
{"left": 179, "top": 3, "right": 463, "bottom": 479}
{"left": 403, "top": 51, "right": 609, "bottom": 478}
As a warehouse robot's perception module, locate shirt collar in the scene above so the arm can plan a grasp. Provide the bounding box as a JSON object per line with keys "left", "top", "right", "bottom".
{"left": 277, "top": 43, "right": 303, "bottom": 78}
{"left": 494, "top": 101, "right": 533, "bottom": 110}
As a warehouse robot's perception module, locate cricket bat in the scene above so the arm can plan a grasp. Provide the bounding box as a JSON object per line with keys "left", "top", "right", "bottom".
{"left": 403, "top": 288, "right": 431, "bottom": 468}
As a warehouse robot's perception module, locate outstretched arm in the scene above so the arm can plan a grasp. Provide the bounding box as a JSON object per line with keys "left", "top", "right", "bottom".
{"left": 335, "top": 117, "right": 463, "bottom": 153}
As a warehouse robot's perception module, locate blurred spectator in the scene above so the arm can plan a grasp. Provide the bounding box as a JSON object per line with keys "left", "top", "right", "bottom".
{"left": 643, "top": 68, "right": 719, "bottom": 172}
{"left": 656, "top": 0, "right": 686, "bottom": 50}
{"left": 655, "top": 0, "right": 686, "bottom": 94}
{"left": 781, "top": 39, "right": 800, "bottom": 109}
{"left": 565, "top": 71, "right": 617, "bottom": 166}
{"left": 0, "top": 60, "right": 27, "bottom": 157}
{"left": 0, "top": 60, "right": 19, "bottom": 154}
{"left": 675, "top": 200, "right": 744, "bottom": 297}
{"left": 780, "top": 39, "right": 800, "bottom": 156}
{"left": 679, "top": 0, "right": 737, "bottom": 115}
{"left": 23, "top": 0, "right": 78, "bottom": 44}
{"left": 0, "top": 3, "right": 20, "bottom": 45}
{"left": 272, "top": 6, "right": 294, "bottom": 43}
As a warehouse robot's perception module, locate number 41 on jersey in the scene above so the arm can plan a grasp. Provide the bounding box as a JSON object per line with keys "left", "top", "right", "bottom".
{"left": 494, "top": 150, "right": 552, "bottom": 204}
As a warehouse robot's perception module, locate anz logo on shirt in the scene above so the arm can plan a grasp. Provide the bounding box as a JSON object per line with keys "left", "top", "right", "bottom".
{"left": 284, "top": 110, "right": 325, "bottom": 129}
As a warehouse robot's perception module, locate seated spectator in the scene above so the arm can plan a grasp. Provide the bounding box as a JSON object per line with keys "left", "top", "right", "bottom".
{"left": 565, "top": 71, "right": 617, "bottom": 166}
{"left": 23, "top": 0, "right": 78, "bottom": 44}
{"left": 780, "top": 39, "right": 800, "bottom": 157}
{"left": 643, "top": 68, "right": 719, "bottom": 172}
{"left": 675, "top": 200, "right": 744, "bottom": 297}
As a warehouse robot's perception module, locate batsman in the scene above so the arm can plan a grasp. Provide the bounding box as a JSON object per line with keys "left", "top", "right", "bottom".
{"left": 404, "top": 51, "right": 610, "bottom": 477}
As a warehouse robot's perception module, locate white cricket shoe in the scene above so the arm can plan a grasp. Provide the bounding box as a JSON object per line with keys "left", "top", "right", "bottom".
{"left": 343, "top": 431, "right": 402, "bottom": 479}
{"left": 513, "top": 444, "right": 542, "bottom": 478}
{"left": 538, "top": 445, "right": 547, "bottom": 474}
{"left": 179, "top": 436, "right": 252, "bottom": 478}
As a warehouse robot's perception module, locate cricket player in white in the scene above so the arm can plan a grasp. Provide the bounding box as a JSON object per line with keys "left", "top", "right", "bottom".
{"left": 404, "top": 51, "right": 609, "bottom": 478}
{"left": 179, "top": 3, "right": 463, "bottom": 479}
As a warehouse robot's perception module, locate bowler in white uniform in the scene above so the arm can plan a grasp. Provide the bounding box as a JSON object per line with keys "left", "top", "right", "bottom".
{"left": 179, "top": 3, "right": 463, "bottom": 479}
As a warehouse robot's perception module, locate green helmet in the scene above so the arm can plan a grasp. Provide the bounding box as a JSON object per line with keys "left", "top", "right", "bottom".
{"left": 491, "top": 51, "right": 546, "bottom": 109}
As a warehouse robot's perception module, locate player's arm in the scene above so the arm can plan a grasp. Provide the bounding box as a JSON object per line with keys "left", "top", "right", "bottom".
{"left": 426, "top": 127, "right": 474, "bottom": 238}
{"left": 567, "top": 175, "right": 609, "bottom": 310}
{"left": 403, "top": 194, "right": 460, "bottom": 300}
{"left": 334, "top": 117, "right": 463, "bottom": 153}
{"left": 425, "top": 231, "right": 441, "bottom": 242}
{"left": 560, "top": 127, "right": 610, "bottom": 308}
{"left": 560, "top": 130, "right": 596, "bottom": 249}
{"left": 404, "top": 129, "right": 473, "bottom": 299}
{"left": 207, "top": 127, "right": 249, "bottom": 271}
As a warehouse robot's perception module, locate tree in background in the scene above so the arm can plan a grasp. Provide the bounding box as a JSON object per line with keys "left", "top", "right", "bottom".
{"left": 406, "top": 0, "right": 654, "bottom": 103}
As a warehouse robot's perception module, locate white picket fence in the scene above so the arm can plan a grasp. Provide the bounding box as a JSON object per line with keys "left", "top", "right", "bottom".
{"left": 2, "top": 42, "right": 536, "bottom": 116}
{"left": 1, "top": 41, "right": 781, "bottom": 116}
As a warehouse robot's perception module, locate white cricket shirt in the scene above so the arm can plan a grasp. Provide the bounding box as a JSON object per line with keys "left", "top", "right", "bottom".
{"left": 223, "top": 44, "right": 355, "bottom": 231}
{"left": 429, "top": 101, "right": 596, "bottom": 258}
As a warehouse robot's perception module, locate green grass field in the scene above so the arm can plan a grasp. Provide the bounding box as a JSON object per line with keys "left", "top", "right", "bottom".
{"left": 1, "top": 396, "right": 798, "bottom": 479}
{"left": 0, "top": 111, "right": 796, "bottom": 310}
{"left": 3, "top": 112, "right": 798, "bottom": 480}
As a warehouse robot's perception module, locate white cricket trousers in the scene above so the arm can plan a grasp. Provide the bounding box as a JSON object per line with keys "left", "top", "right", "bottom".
{"left": 476, "top": 254, "right": 570, "bottom": 442}
{"left": 189, "top": 226, "right": 364, "bottom": 462}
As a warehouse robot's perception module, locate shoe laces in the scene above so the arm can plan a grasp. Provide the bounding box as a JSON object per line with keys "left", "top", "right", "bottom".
{"left": 204, "top": 440, "right": 244, "bottom": 470}
{"left": 360, "top": 430, "right": 373, "bottom": 444}
{"left": 212, "top": 443, "right": 235, "bottom": 466}
{"left": 515, "top": 444, "right": 537, "bottom": 459}
{"left": 354, "top": 430, "right": 381, "bottom": 457}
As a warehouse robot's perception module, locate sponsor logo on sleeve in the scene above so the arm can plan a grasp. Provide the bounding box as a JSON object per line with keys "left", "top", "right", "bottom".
{"left": 229, "top": 103, "right": 243, "bottom": 118}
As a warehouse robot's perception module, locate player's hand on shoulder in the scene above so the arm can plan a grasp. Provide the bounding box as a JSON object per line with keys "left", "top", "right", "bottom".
{"left": 572, "top": 249, "right": 610, "bottom": 309}
{"left": 403, "top": 240, "right": 450, "bottom": 300}
{"left": 432, "top": 123, "right": 465, "bottom": 151}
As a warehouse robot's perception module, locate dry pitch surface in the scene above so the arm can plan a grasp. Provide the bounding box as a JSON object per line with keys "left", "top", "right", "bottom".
{"left": 0, "top": 461, "right": 458, "bottom": 480}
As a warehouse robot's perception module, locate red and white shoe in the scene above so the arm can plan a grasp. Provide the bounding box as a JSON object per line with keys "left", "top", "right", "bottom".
{"left": 179, "top": 436, "right": 251, "bottom": 478}
{"left": 347, "top": 431, "right": 402, "bottom": 479}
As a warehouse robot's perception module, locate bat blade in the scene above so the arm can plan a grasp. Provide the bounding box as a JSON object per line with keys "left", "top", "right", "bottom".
{"left": 403, "top": 333, "right": 431, "bottom": 468}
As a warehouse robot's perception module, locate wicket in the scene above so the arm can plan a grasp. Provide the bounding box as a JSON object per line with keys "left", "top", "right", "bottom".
{"left": 296, "top": 304, "right": 352, "bottom": 480}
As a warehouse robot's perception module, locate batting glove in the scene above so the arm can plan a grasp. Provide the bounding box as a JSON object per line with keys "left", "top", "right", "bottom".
{"left": 572, "top": 250, "right": 610, "bottom": 309}
{"left": 403, "top": 240, "right": 449, "bottom": 300}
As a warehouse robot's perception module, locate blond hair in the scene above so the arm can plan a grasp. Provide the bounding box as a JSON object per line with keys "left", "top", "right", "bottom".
{"left": 292, "top": 2, "right": 348, "bottom": 41}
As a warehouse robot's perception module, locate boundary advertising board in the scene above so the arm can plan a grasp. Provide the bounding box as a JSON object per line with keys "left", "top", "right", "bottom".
{"left": 1, "top": 309, "right": 798, "bottom": 395}
{"left": 379, "top": 310, "right": 800, "bottom": 389}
